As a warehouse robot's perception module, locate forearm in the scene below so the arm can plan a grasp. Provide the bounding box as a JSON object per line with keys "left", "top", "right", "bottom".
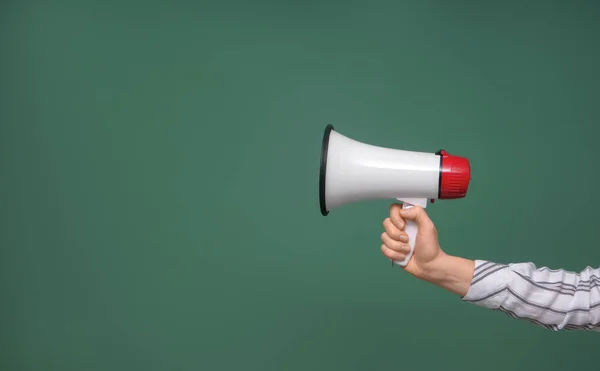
{"left": 419, "top": 253, "right": 475, "bottom": 297}
{"left": 432, "top": 258, "right": 600, "bottom": 331}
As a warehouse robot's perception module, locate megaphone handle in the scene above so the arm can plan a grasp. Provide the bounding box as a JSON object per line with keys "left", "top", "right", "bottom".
{"left": 396, "top": 204, "right": 417, "bottom": 267}
{"left": 394, "top": 198, "right": 427, "bottom": 267}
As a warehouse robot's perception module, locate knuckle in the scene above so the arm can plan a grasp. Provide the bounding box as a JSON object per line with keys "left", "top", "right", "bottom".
{"left": 381, "top": 245, "right": 392, "bottom": 257}
{"left": 381, "top": 232, "right": 389, "bottom": 243}
{"left": 391, "top": 215, "right": 403, "bottom": 227}
{"left": 414, "top": 206, "right": 425, "bottom": 215}
{"left": 383, "top": 218, "right": 392, "bottom": 229}
{"left": 391, "top": 229, "right": 403, "bottom": 240}
{"left": 389, "top": 241, "right": 404, "bottom": 252}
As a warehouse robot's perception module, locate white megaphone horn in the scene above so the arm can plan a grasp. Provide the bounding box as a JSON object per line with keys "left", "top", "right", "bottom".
{"left": 318, "top": 125, "right": 471, "bottom": 267}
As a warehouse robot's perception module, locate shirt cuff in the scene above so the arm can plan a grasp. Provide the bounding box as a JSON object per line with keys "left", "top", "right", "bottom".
{"left": 461, "top": 260, "right": 511, "bottom": 309}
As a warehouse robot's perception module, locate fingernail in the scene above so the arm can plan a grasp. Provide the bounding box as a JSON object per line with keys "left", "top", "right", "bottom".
{"left": 400, "top": 234, "right": 408, "bottom": 242}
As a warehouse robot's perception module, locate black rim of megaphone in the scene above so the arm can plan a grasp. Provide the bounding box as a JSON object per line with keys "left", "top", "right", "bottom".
{"left": 319, "top": 124, "right": 334, "bottom": 216}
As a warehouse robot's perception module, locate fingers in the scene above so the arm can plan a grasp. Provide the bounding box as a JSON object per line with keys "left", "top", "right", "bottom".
{"left": 389, "top": 203, "right": 405, "bottom": 230}
{"left": 381, "top": 244, "right": 406, "bottom": 262}
{"left": 399, "top": 205, "right": 434, "bottom": 229}
{"left": 382, "top": 218, "right": 408, "bottom": 242}
{"left": 381, "top": 232, "right": 410, "bottom": 254}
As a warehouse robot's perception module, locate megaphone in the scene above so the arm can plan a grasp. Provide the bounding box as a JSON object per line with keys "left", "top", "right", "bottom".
{"left": 319, "top": 124, "right": 470, "bottom": 267}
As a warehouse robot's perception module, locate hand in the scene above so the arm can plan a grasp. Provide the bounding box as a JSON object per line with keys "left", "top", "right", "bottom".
{"left": 381, "top": 203, "right": 446, "bottom": 280}
{"left": 381, "top": 203, "right": 475, "bottom": 296}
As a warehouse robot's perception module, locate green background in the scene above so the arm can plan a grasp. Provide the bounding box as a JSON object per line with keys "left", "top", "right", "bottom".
{"left": 2, "top": 1, "right": 599, "bottom": 370}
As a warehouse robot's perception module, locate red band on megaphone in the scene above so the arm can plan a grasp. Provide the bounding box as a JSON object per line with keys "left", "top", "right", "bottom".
{"left": 437, "top": 150, "right": 471, "bottom": 199}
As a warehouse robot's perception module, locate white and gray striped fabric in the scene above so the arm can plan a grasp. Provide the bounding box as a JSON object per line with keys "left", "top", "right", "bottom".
{"left": 462, "top": 260, "right": 600, "bottom": 331}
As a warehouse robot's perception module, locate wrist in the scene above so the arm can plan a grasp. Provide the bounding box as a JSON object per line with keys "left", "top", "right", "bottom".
{"left": 420, "top": 253, "right": 475, "bottom": 297}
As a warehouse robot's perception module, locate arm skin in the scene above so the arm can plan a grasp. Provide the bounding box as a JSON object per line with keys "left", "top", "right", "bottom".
{"left": 419, "top": 253, "right": 475, "bottom": 297}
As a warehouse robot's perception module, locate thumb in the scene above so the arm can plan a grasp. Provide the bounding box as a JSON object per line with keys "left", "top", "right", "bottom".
{"left": 399, "top": 206, "right": 429, "bottom": 226}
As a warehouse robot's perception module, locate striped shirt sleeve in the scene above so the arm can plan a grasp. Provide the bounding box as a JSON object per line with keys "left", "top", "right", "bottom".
{"left": 462, "top": 260, "right": 600, "bottom": 331}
